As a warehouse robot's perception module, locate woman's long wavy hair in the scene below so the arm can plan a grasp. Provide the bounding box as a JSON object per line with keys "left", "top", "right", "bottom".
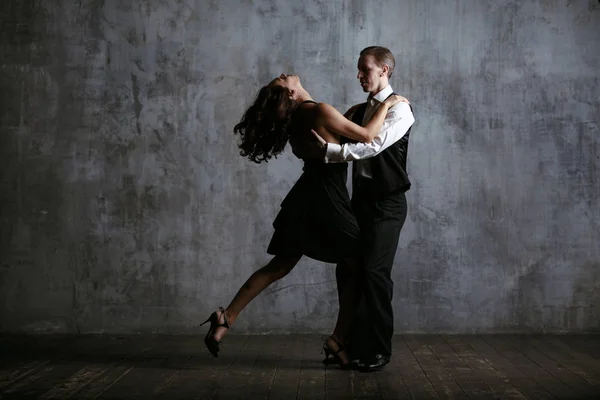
{"left": 234, "top": 80, "right": 298, "bottom": 163}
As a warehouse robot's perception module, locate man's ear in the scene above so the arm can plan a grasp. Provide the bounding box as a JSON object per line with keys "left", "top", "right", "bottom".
{"left": 381, "top": 64, "right": 389, "bottom": 77}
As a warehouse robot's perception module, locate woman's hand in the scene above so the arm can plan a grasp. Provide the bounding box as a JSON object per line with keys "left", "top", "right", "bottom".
{"left": 383, "top": 94, "right": 410, "bottom": 109}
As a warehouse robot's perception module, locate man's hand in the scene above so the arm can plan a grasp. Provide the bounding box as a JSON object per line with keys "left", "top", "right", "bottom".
{"left": 290, "top": 130, "right": 327, "bottom": 160}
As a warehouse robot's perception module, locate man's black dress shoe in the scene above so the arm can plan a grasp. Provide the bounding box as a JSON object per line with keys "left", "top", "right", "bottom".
{"left": 356, "top": 354, "right": 390, "bottom": 372}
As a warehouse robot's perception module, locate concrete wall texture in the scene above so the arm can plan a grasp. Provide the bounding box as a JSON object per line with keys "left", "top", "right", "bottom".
{"left": 1, "top": 0, "right": 599, "bottom": 334}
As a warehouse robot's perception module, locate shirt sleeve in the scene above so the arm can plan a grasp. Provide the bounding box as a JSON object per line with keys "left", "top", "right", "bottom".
{"left": 324, "top": 102, "right": 415, "bottom": 163}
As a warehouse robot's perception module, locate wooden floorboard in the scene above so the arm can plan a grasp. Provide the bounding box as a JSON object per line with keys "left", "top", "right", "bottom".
{"left": 529, "top": 336, "right": 600, "bottom": 387}
{"left": 483, "top": 335, "right": 577, "bottom": 399}
{"left": 297, "top": 335, "right": 326, "bottom": 399}
{"left": 1, "top": 334, "right": 600, "bottom": 399}
{"left": 376, "top": 338, "right": 411, "bottom": 399}
{"left": 268, "top": 335, "right": 304, "bottom": 399}
{"left": 396, "top": 335, "right": 441, "bottom": 399}
{"left": 499, "top": 335, "right": 599, "bottom": 398}
{"left": 446, "top": 335, "right": 528, "bottom": 399}
{"left": 404, "top": 335, "right": 467, "bottom": 399}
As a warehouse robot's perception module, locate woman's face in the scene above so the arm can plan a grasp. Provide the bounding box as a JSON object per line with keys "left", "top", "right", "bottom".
{"left": 271, "top": 73, "right": 300, "bottom": 93}
{"left": 267, "top": 74, "right": 300, "bottom": 118}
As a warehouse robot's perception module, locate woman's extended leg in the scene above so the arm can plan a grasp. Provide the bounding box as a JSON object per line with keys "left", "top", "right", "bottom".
{"left": 203, "top": 255, "right": 301, "bottom": 355}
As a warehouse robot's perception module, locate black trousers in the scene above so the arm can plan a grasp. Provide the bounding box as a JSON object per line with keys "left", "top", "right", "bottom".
{"left": 348, "top": 188, "right": 408, "bottom": 358}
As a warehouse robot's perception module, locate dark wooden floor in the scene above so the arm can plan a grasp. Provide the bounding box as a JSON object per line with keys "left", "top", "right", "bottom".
{"left": 1, "top": 334, "right": 600, "bottom": 399}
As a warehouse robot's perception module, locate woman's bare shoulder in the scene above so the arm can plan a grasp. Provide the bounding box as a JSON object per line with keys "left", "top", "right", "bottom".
{"left": 314, "top": 102, "right": 338, "bottom": 117}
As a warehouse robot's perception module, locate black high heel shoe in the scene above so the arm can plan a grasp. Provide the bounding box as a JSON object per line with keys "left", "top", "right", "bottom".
{"left": 200, "top": 307, "right": 230, "bottom": 357}
{"left": 321, "top": 335, "right": 351, "bottom": 370}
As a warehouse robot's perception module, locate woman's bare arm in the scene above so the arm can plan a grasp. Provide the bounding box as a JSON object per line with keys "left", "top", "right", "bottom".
{"left": 315, "top": 95, "right": 404, "bottom": 143}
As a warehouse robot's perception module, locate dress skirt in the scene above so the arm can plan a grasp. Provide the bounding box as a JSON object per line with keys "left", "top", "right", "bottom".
{"left": 267, "top": 161, "right": 360, "bottom": 264}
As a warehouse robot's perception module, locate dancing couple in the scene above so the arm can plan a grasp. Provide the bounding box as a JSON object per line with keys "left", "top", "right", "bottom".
{"left": 202, "top": 46, "right": 415, "bottom": 372}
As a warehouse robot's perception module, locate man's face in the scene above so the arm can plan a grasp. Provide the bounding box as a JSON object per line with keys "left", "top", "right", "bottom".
{"left": 357, "top": 54, "right": 386, "bottom": 94}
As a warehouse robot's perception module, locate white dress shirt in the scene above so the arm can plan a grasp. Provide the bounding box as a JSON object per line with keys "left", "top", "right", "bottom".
{"left": 324, "top": 85, "right": 415, "bottom": 178}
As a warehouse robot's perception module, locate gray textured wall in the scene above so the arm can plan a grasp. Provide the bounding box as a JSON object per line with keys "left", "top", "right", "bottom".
{"left": 1, "top": 0, "right": 599, "bottom": 334}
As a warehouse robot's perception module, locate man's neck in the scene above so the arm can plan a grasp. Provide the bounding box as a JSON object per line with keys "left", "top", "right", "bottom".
{"left": 369, "top": 85, "right": 393, "bottom": 103}
{"left": 369, "top": 81, "right": 389, "bottom": 98}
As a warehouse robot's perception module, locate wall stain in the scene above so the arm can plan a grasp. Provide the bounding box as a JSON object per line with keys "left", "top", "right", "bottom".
{"left": 130, "top": 72, "right": 143, "bottom": 135}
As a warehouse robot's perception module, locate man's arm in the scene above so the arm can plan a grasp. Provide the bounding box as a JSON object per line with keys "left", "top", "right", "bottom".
{"left": 325, "top": 102, "right": 414, "bottom": 163}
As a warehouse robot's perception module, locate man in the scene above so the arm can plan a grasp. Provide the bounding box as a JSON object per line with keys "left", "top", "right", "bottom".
{"left": 295, "top": 46, "right": 415, "bottom": 372}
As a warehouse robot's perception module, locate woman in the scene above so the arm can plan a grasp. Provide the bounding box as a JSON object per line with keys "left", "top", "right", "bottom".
{"left": 201, "top": 73, "right": 403, "bottom": 368}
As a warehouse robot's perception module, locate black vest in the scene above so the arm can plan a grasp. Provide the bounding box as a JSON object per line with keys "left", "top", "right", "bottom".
{"left": 349, "top": 95, "right": 413, "bottom": 196}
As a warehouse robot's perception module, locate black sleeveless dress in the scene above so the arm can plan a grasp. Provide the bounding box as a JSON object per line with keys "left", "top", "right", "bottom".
{"left": 266, "top": 101, "right": 360, "bottom": 263}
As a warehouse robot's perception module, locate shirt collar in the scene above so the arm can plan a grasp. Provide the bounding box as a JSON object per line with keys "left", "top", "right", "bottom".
{"left": 369, "top": 85, "right": 394, "bottom": 105}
